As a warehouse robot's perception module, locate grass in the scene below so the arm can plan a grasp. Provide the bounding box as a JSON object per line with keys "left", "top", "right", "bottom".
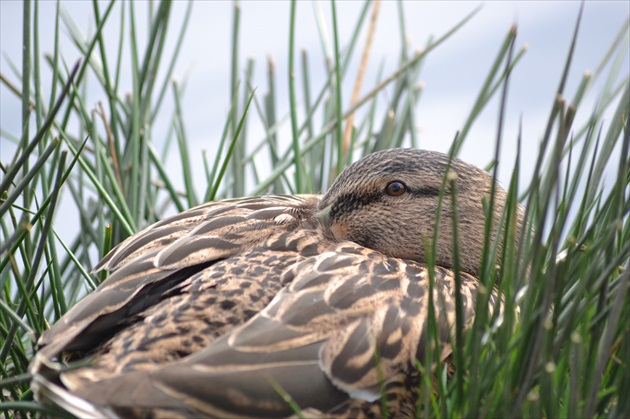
{"left": 1, "top": 1, "right": 628, "bottom": 417}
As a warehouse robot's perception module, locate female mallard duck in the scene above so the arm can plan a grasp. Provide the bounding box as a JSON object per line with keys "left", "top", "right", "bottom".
{"left": 31, "top": 148, "right": 523, "bottom": 418}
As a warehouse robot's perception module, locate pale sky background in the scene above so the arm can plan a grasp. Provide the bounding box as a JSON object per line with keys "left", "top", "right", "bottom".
{"left": 1, "top": 1, "right": 628, "bottom": 235}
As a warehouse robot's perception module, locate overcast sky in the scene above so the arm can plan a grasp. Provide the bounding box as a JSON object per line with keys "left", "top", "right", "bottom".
{"left": 1, "top": 1, "right": 628, "bottom": 196}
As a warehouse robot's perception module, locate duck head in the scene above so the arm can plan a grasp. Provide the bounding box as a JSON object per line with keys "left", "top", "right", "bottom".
{"left": 318, "top": 148, "right": 523, "bottom": 277}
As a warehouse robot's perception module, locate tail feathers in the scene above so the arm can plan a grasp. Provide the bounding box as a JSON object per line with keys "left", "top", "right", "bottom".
{"left": 30, "top": 354, "right": 117, "bottom": 419}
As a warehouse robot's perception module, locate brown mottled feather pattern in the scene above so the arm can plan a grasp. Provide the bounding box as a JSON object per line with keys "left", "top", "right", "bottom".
{"left": 31, "top": 148, "right": 522, "bottom": 418}
{"left": 35, "top": 195, "right": 320, "bottom": 360}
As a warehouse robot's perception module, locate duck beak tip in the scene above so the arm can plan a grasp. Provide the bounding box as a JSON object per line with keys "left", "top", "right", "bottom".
{"left": 316, "top": 204, "right": 332, "bottom": 228}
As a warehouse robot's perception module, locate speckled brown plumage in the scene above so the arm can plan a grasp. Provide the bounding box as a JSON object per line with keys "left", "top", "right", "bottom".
{"left": 31, "top": 148, "right": 523, "bottom": 418}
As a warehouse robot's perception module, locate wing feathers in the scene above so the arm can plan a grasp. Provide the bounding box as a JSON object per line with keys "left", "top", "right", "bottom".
{"left": 35, "top": 195, "right": 320, "bottom": 362}
{"left": 62, "top": 249, "right": 494, "bottom": 417}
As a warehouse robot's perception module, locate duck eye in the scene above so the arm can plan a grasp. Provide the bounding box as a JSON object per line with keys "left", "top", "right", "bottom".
{"left": 385, "top": 181, "right": 407, "bottom": 197}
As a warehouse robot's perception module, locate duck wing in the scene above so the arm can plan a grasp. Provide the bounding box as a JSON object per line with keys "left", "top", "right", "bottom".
{"left": 53, "top": 247, "right": 496, "bottom": 418}
{"left": 33, "top": 195, "right": 321, "bottom": 365}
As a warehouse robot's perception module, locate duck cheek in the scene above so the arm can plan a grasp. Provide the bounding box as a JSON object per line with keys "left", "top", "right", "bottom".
{"left": 329, "top": 222, "right": 349, "bottom": 242}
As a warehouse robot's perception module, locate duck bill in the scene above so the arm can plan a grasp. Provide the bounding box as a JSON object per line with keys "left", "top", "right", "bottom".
{"left": 316, "top": 204, "right": 347, "bottom": 242}
{"left": 316, "top": 204, "right": 332, "bottom": 230}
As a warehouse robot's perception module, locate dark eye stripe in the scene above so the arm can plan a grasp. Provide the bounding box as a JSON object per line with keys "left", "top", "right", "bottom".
{"left": 412, "top": 186, "right": 441, "bottom": 196}
{"left": 328, "top": 184, "right": 441, "bottom": 221}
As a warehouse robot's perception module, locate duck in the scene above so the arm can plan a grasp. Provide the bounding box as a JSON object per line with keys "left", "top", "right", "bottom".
{"left": 30, "top": 148, "right": 524, "bottom": 418}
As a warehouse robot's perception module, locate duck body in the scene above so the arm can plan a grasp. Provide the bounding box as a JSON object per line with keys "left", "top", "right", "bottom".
{"left": 31, "top": 149, "right": 518, "bottom": 418}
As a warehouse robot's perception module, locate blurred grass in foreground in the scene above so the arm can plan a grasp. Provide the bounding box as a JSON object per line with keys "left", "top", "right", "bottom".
{"left": 0, "top": 1, "right": 628, "bottom": 418}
